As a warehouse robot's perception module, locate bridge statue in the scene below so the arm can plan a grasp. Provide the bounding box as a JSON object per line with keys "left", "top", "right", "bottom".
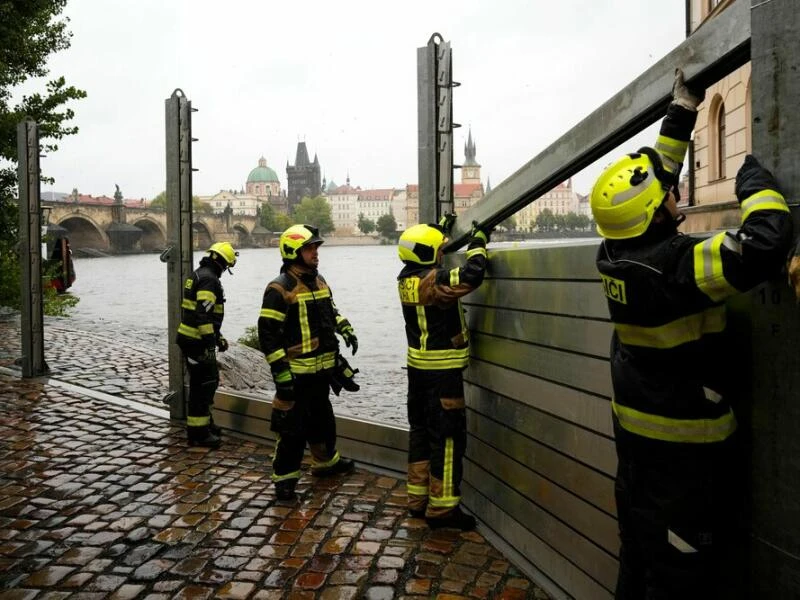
{"left": 113, "top": 184, "right": 123, "bottom": 204}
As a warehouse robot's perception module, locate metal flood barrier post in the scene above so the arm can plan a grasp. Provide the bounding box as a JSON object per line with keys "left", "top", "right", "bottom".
{"left": 17, "top": 119, "right": 48, "bottom": 378}
{"left": 162, "top": 89, "right": 195, "bottom": 420}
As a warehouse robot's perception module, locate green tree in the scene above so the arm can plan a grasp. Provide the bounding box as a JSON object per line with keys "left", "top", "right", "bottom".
{"left": 576, "top": 214, "right": 590, "bottom": 231}
{"left": 259, "top": 202, "right": 292, "bottom": 232}
{"left": 376, "top": 213, "right": 398, "bottom": 241}
{"left": 564, "top": 211, "right": 581, "bottom": 231}
{"left": 1, "top": 0, "right": 87, "bottom": 310}
{"left": 292, "top": 196, "right": 334, "bottom": 234}
{"left": 536, "top": 208, "right": 555, "bottom": 232}
{"left": 357, "top": 213, "right": 375, "bottom": 235}
{"left": 500, "top": 215, "right": 517, "bottom": 231}
{"left": 148, "top": 191, "right": 211, "bottom": 214}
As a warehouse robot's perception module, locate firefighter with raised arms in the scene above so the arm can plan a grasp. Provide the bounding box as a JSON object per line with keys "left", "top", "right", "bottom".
{"left": 590, "top": 68, "right": 793, "bottom": 599}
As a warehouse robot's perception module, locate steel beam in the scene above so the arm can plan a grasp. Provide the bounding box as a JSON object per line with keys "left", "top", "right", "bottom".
{"left": 417, "top": 36, "right": 439, "bottom": 225}
{"left": 446, "top": 0, "right": 751, "bottom": 250}
{"left": 162, "top": 90, "right": 194, "bottom": 420}
{"left": 17, "top": 119, "right": 47, "bottom": 378}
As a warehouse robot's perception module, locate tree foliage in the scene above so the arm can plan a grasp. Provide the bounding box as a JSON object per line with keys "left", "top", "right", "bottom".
{"left": 0, "top": 0, "right": 86, "bottom": 310}
{"left": 293, "top": 196, "right": 334, "bottom": 234}
{"left": 376, "top": 213, "right": 398, "bottom": 241}
{"left": 259, "top": 202, "right": 292, "bottom": 232}
{"left": 357, "top": 213, "right": 375, "bottom": 235}
{"left": 149, "top": 191, "right": 213, "bottom": 214}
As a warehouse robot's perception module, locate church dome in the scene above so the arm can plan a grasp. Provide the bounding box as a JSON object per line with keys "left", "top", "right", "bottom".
{"left": 247, "top": 157, "right": 279, "bottom": 183}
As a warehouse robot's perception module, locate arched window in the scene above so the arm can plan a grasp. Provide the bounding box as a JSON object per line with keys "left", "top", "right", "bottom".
{"left": 717, "top": 103, "right": 726, "bottom": 179}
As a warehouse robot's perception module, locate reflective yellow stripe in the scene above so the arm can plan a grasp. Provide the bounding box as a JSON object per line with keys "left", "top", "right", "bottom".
{"left": 187, "top": 415, "right": 210, "bottom": 426}
{"left": 429, "top": 440, "right": 460, "bottom": 508}
{"left": 336, "top": 315, "right": 347, "bottom": 326}
{"left": 181, "top": 299, "right": 196, "bottom": 310}
{"left": 296, "top": 289, "right": 331, "bottom": 301}
{"left": 196, "top": 290, "right": 216, "bottom": 303}
{"left": 740, "top": 189, "right": 789, "bottom": 221}
{"left": 407, "top": 347, "right": 469, "bottom": 370}
{"left": 213, "top": 305, "right": 224, "bottom": 314}
{"left": 466, "top": 246, "right": 487, "bottom": 259}
{"left": 612, "top": 400, "right": 737, "bottom": 443}
{"left": 273, "top": 369, "right": 292, "bottom": 383}
{"left": 614, "top": 306, "right": 726, "bottom": 349}
{"left": 260, "top": 308, "right": 286, "bottom": 322}
{"left": 289, "top": 352, "right": 337, "bottom": 374}
{"left": 654, "top": 134, "right": 688, "bottom": 167}
{"left": 178, "top": 323, "right": 201, "bottom": 339}
{"left": 457, "top": 300, "right": 468, "bottom": 343}
{"left": 313, "top": 451, "right": 340, "bottom": 470}
{"left": 197, "top": 323, "right": 214, "bottom": 336}
{"left": 449, "top": 268, "right": 460, "bottom": 287}
{"left": 416, "top": 306, "right": 428, "bottom": 351}
{"left": 266, "top": 348, "right": 286, "bottom": 364}
{"left": 407, "top": 483, "right": 428, "bottom": 496}
{"left": 271, "top": 470, "right": 301, "bottom": 482}
{"left": 694, "top": 232, "right": 739, "bottom": 302}
{"left": 299, "top": 301, "right": 311, "bottom": 354}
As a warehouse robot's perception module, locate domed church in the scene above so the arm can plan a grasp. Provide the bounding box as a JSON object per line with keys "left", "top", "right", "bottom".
{"left": 246, "top": 157, "right": 281, "bottom": 197}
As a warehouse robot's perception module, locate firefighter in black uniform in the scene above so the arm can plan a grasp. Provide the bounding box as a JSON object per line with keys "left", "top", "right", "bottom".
{"left": 397, "top": 220, "right": 490, "bottom": 530}
{"left": 259, "top": 224, "right": 359, "bottom": 502}
{"left": 590, "top": 69, "right": 793, "bottom": 599}
{"left": 176, "top": 241, "right": 239, "bottom": 449}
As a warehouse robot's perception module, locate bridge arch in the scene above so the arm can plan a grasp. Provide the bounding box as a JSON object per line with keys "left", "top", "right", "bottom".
{"left": 192, "top": 221, "right": 213, "bottom": 249}
{"left": 131, "top": 216, "right": 166, "bottom": 252}
{"left": 55, "top": 215, "right": 109, "bottom": 252}
{"left": 232, "top": 223, "right": 251, "bottom": 248}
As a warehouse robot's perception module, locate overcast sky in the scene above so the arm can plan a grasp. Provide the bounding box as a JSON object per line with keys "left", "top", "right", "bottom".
{"left": 23, "top": 0, "right": 686, "bottom": 200}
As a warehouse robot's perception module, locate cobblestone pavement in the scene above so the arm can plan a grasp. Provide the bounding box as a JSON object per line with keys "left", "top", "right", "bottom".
{"left": 0, "top": 313, "right": 405, "bottom": 425}
{"left": 0, "top": 372, "right": 549, "bottom": 599}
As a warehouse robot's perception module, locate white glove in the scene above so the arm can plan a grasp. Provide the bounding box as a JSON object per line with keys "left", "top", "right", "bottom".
{"left": 671, "top": 68, "right": 704, "bottom": 111}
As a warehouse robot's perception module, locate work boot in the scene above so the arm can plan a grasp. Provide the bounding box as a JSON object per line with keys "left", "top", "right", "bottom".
{"left": 409, "top": 507, "right": 426, "bottom": 519}
{"left": 312, "top": 457, "right": 355, "bottom": 477}
{"left": 426, "top": 506, "right": 477, "bottom": 531}
{"left": 208, "top": 417, "right": 222, "bottom": 436}
{"left": 187, "top": 426, "right": 221, "bottom": 449}
{"left": 274, "top": 480, "right": 297, "bottom": 502}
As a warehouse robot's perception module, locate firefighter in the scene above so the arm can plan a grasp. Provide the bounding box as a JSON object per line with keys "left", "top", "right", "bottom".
{"left": 176, "top": 241, "right": 239, "bottom": 449}
{"left": 259, "top": 224, "right": 359, "bottom": 502}
{"left": 397, "top": 218, "right": 490, "bottom": 530}
{"left": 590, "top": 69, "right": 793, "bottom": 599}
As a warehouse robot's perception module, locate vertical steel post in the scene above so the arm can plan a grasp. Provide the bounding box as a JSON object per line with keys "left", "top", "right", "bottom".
{"left": 436, "top": 41, "right": 455, "bottom": 219}
{"left": 417, "top": 36, "right": 438, "bottom": 225}
{"left": 17, "top": 119, "right": 47, "bottom": 378}
{"left": 163, "top": 90, "right": 194, "bottom": 420}
{"left": 746, "top": 1, "right": 800, "bottom": 595}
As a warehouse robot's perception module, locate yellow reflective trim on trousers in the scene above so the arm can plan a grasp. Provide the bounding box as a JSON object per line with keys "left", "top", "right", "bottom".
{"left": 181, "top": 299, "right": 196, "bottom": 310}
{"left": 313, "top": 451, "right": 340, "bottom": 470}
{"left": 187, "top": 415, "right": 210, "bottom": 426}
{"left": 271, "top": 470, "right": 301, "bottom": 482}
{"left": 466, "top": 246, "right": 487, "bottom": 259}
{"left": 614, "top": 305, "right": 726, "bottom": 349}
{"left": 416, "top": 306, "right": 428, "bottom": 351}
{"left": 407, "top": 483, "right": 428, "bottom": 496}
{"left": 196, "top": 290, "right": 216, "bottom": 303}
{"left": 289, "top": 351, "right": 337, "bottom": 374}
{"left": 197, "top": 323, "right": 214, "bottom": 335}
{"left": 740, "top": 189, "right": 789, "bottom": 221}
{"left": 260, "top": 308, "right": 286, "bottom": 321}
{"left": 694, "top": 232, "right": 738, "bottom": 302}
{"left": 177, "top": 323, "right": 201, "bottom": 339}
{"left": 429, "top": 439, "right": 460, "bottom": 509}
{"left": 612, "top": 400, "right": 737, "bottom": 443}
{"left": 449, "top": 268, "right": 460, "bottom": 287}
{"left": 266, "top": 348, "right": 286, "bottom": 364}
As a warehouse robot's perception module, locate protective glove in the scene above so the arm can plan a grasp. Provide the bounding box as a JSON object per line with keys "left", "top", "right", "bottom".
{"left": 735, "top": 155, "right": 781, "bottom": 203}
{"left": 671, "top": 68, "right": 704, "bottom": 111}
{"left": 469, "top": 222, "right": 493, "bottom": 245}
{"left": 216, "top": 336, "right": 229, "bottom": 352}
{"left": 272, "top": 367, "right": 295, "bottom": 401}
{"left": 337, "top": 319, "right": 358, "bottom": 355}
{"left": 438, "top": 212, "right": 457, "bottom": 235}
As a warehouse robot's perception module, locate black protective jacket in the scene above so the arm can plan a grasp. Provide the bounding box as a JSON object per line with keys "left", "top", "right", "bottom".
{"left": 397, "top": 234, "right": 488, "bottom": 370}
{"left": 176, "top": 257, "right": 225, "bottom": 356}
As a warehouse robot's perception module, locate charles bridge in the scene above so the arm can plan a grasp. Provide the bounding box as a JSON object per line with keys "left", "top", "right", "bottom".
{"left": 43, "top": 201, "right": 271, "bottom": 255}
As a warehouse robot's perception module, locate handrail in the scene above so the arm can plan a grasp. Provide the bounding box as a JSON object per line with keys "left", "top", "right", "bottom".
{"left": 445, "top": 0, "right": 750, "bottom": 251}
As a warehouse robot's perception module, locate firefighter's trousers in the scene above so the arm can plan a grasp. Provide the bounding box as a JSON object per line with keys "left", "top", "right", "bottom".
{"left": 270, "top": 373, "right": 338, "bottom": 483}
{"left": 406, "top": 367, "right": 467, "bottom": 518}
{"left": 184, "top": 352, "right": 218, "bottom": 428}
{"left": 614, "top": 424, "right": 743, "bottom": 600}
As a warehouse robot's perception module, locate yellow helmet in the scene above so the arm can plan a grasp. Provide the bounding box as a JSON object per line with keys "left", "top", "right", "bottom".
{"left": 398, "top": 224, "right": 446, "bottom": 265}
{"left": 280, "top": 224, "right": 323, "bottom": 260}
{"left": 207, "top": 242, "right": 238, "bottom": 267}
{"left": 590, "top": 147, "right": 676, "bottom": 240}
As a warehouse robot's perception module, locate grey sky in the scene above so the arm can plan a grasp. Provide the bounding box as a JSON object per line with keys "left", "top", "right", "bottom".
{"left": 26, "top": 0, "right": 685, "bottom": 201}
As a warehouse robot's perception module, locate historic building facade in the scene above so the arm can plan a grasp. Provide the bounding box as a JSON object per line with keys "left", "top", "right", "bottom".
{"left": 286, "top": 141, "right": 322, "bottom": 212}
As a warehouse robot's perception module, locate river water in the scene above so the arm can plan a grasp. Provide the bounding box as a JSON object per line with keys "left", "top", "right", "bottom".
{"left": 70, "top": 245, "right": 410, "bottom": 408}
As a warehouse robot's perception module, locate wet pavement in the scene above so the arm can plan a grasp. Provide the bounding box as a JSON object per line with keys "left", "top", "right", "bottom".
{"left": 0, "top": 314, "right": 550, "bottom": 599}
